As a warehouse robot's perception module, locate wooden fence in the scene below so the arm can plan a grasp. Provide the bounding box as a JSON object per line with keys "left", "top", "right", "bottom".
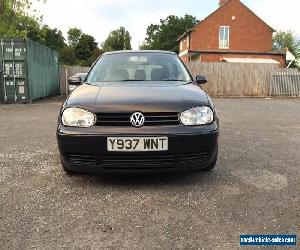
{"left": 58, "top": 63, "right": 300, "bottom": 97}
{"left": 60, "top": 66, "right": 90, "bottom": 95}
{"left": 185, "top": 62, "right": 299, "bottom": 97}
{"left": 270, "top": 72, "right": 300, "bottom": 97}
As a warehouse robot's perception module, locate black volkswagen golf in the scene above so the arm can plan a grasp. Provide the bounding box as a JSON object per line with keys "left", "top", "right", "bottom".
{"left": 57, "top": 50, "right": 219, "bottom": 174}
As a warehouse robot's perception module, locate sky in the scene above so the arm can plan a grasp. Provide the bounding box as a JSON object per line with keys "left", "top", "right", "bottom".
{"left": 33, "top": 0, "right": 300, "bottom": 49}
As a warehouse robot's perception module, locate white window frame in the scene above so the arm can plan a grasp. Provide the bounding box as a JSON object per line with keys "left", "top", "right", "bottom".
{"left": 219, "top": 26, "right": 230, "bottom": 49}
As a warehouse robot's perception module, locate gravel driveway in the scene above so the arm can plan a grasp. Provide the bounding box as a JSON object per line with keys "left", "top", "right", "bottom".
{"left": 0, "top": 98, "right": 299, "bottom": 249}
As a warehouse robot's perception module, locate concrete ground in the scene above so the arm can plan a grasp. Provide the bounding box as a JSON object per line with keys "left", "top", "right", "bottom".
{"left": 0, "top": 98, "right": 299, "bottom": 249}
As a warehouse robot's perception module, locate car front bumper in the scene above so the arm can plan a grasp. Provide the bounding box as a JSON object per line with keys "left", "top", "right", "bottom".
{"left": 57, "top": 122, "right": 219, "bottom": 174}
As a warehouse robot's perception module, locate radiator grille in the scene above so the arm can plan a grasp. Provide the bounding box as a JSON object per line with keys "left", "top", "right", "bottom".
{"left": 179, "top": 152, "right": 209, "bottom": 164}
{"left": 65, "top": 151, "right": 209, "bottom": 171}
{"left": 96, "top": 112, "right": 179, "bottom": 126}
{"left": 66, "top": 154, "right": 96, "bottom": 166}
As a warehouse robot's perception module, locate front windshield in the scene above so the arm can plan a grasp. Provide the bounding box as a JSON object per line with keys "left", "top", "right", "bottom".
{"left": 86, "top": 52, "right": 192, "bottom": 83}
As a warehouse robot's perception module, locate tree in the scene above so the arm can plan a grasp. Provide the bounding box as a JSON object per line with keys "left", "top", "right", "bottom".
{"left": 68, "top": 27, "right": 82, "bottom": 47}
{"left": 0, "top": 1, "right": 99, "bottom": 66}
{"left": 86, "top": 47, "right": 103, "bottom": 66}
{"left": 0, "top": 0, "right": 67, "bottom": 54}
{"left": 65, "top": 27, "right": 101, "bottom": 66}
{"left": 140, "top": 14, "right": 199, "bottom": 53}
{"left": 42, "top": 25, "right": 66, "bottom": 52}
{"left": 102, "top": 26, "right": 132, "bottom": 52}
{"left": 0, "top": 0, "right": 44, "bottom": 38}
{"left": 273, "top": 30, "right": 300, "bottom": 67}
{"left": 60, "top": 47, "right": 77, "bottom": 65}
{"left": 16, "top": 15, "right": 46, "bottom": 44}
{"left": 75, "top": 34, "right": 98, "bottom": 63}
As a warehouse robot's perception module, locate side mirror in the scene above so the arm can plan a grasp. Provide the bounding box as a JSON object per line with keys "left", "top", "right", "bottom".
{"left": 195, "top": 75, "right": 207, "bottom": 85}
{"left": 68, "top": 76, "right": 82, "bottom": 85}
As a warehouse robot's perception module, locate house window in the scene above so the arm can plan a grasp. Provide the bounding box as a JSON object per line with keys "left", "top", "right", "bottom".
{"left": 219, "top": 26, "right": 229, "bottom": 49}
{"left": 187, "top": 35, "right": 190, "bottom": 49}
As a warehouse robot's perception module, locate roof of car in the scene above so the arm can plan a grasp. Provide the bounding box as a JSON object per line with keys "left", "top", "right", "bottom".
{"left": 103, "top": 50, "right": 177, "bottom": 56}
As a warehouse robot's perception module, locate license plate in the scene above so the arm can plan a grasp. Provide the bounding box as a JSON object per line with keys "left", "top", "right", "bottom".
{"left": 107, "top": 137, "right": 168, "bottom": 152}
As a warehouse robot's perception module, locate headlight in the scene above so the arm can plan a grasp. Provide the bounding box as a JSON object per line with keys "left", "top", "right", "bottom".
{"left": 180, "top": 106, "right": 214, "bottom": 126}
{"left": 62, "top": 108, "right": 96, "bottom": 127}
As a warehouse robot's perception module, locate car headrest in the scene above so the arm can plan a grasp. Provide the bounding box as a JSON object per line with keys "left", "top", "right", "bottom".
{"left": 114, "top": 69, "right": 129, "bottom": 80}
{"left": 151, "top": 68, "right": 167, "bottom": 81}
{"left": 134, "top": 70, "right": 146, "bottom": 81}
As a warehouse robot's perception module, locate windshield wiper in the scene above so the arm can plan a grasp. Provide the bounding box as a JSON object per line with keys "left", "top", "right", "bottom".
{"left": 163, "top": 79, "right": 191, "bottom": 82}
{"left": 163, "top": 80, "right": 193, "bottom": 84}
{"left": 118, "top": 79, "right": 148, "bottom": 81}
{"left": 85, "top": 80, "right": 193, "bottom": 84}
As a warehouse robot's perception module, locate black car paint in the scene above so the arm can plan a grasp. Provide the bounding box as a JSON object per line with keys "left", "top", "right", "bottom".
{"left": 57, "top": 51, "right": 219, "bottom": 174}
{"left": 66, "top": 82, "right": 210, "bottom": 113}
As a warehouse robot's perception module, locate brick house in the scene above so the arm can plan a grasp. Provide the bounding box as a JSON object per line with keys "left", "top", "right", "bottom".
{"left": 178, "top": 0, "right": 286, "bottom": 67}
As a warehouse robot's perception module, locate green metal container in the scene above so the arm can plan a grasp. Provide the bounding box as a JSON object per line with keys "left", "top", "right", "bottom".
{"left": 0, "top": 39, "right": 60, "bottom": 103}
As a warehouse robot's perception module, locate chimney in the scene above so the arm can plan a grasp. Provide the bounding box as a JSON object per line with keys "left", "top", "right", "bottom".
{"left": 219, "top": 0, "right": 230, "bottom": 7}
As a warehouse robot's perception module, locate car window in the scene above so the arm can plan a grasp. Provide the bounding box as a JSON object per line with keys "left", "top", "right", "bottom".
{"left": 87, "top": 53, "right": 192, "bottom": 83}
